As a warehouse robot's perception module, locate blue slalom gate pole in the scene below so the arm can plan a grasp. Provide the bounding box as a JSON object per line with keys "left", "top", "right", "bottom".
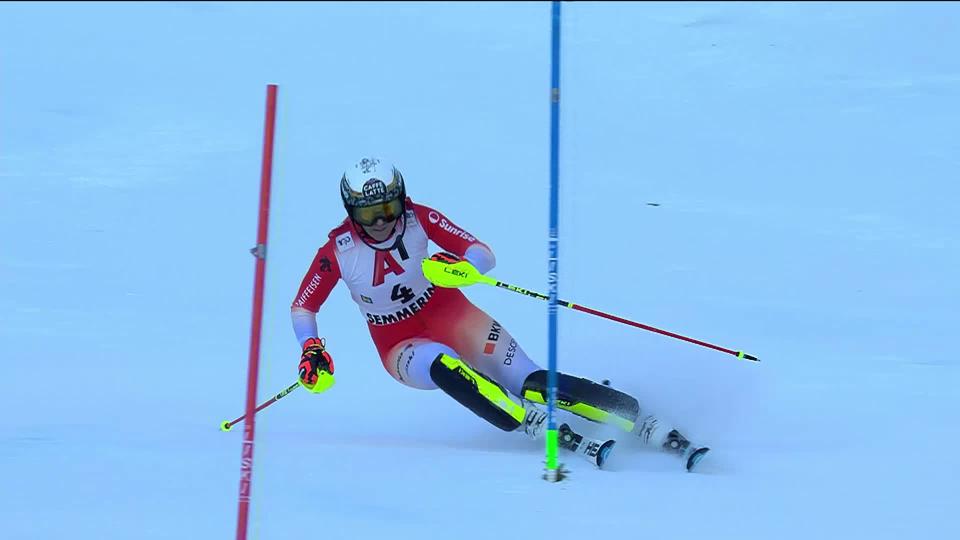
{"left": 545, "top": 0, "right": 562, "bottom": 482}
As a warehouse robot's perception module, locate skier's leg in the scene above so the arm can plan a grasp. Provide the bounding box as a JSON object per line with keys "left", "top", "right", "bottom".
{"left": 421, "top": 289, "right": 638, "bottom": 426}
{"left": 370, "top": 311, "right": 436, "bottom": 388}
{"left": 420, "top": 287, "right": 541, "bottom": 396}
{"left": 381, "top": 338, "right": 451, "bottom": 390}
{"left": 520, "top": 370, "right": 640, "bottom": 431}
{"left": 522, "top": 372, "right": 701, "bottom": 443}
{"left": 428, "top": 352, "right": 528, "bottom": 432}
{"left": 380, "top": 337, "right": 543, "bottom": 435}
{"left": 427, "top": 349, "right": 613, "bottom": 467}
{"left": 421, "top": 288, "right": 638, "bottom": 430}
{"left": 523, "top": 370, "right": 709, "bottom": 468}
{"left": 419, "top": 288, "right": 706, "bottom": 466}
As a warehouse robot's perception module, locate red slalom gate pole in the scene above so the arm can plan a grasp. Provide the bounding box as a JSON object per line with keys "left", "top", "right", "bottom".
{"left": 235, "top": 84, "right": 278, "bottom": 540}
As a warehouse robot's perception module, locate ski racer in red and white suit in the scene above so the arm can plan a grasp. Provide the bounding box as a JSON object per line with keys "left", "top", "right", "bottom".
{"left": 289, "top": 158, "right": 708, "bottom": 469}
{"left": 292, "top": 199, "right": 541, "bottom": 396}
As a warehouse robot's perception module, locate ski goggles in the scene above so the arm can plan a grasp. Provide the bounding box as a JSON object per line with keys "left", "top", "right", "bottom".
{"left": 350, "top": 198, "right": 404, "bottom": 226}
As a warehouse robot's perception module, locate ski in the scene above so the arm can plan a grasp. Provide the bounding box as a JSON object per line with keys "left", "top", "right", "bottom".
{"left": 558, "top": 423, "right": 616, "bottom": 468}
{"left": 685, "top": 447, "right": 710, "bottom": 472}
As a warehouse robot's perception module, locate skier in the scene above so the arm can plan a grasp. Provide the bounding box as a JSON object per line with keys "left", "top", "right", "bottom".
{"left": 291, "top": 157, "right": 708, "bottom": 470}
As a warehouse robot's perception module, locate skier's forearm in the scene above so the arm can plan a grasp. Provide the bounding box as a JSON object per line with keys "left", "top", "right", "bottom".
{"left": 291, "top": 307, "right": 319, "bottom": 347}
{"left": 464, "top": 243, "right": 496, "bottom": 274}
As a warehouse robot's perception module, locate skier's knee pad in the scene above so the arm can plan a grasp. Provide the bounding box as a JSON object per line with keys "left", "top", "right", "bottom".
{"left": 521, "top": 370, "right": 640, "bottom": 431}
{"left": 429, "top": 354, "right": 526, "bottom": 432}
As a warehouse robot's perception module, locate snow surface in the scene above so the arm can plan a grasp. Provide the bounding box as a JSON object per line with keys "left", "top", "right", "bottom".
{"left": 2, "top": 2, "right": 958, "bottom": 539}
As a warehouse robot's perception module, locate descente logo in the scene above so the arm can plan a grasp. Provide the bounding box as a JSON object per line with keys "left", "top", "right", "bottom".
{"left": 438, "top": 218, "right": 476, "bottom": 242}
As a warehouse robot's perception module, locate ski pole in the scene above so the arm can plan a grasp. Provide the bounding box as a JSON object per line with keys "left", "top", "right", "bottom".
{"left": 422, "top": 258, "right": 759, "bottom": 362}
{"left": 221, "top": 380, "right": 300, "bottom": 432}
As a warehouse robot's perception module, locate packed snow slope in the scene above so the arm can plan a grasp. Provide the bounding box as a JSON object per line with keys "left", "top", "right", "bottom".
{"left": 1, "top": 2, "right": 957, "bottom": 539}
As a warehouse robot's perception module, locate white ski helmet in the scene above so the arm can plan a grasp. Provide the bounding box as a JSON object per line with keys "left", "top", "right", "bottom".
{"left": 339, "top": 157, "right": 407, "bottom": 226}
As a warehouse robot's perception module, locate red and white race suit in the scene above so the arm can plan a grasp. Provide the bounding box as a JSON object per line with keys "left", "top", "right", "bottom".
{"left": 291, "top": 198, "right": 540, "bottom": 395}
